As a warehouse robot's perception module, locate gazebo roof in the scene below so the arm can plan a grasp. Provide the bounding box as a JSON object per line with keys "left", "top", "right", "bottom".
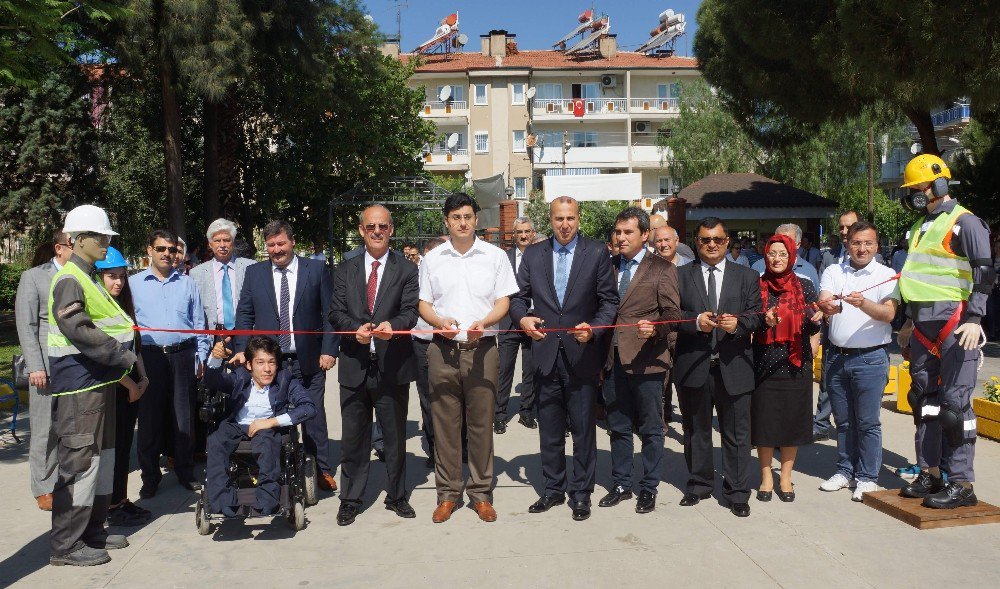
{"left": 654, "top": 173, "right": 838, "bottom": 211}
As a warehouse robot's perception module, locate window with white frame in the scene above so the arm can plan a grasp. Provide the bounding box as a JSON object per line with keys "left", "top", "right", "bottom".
{"left": 511, "top": 83, "right": 526, "bottom": 105}
{"left": 535, "top": 83, "right": 563, "bottom": 100}
{"left": 436, "top": 133, "right": 466, "bottom": 151}
{"left": 515, "top": 177, "right": 528, "bottom": 199}
{"left": 474, "top": 84, "right": 488, "bottom": 105}
{"left": 573, "top": 131, "right": 598, "bottom": 148}
{"left": 657, "top": 83, "right": 681, "bottom": 99}
{"left": 658, "top": 176, "right": 675, "bottom": 195}
{"left": 474, "top": 131, "right": 489, "bottom": 154}
{"left": 512, "top": 130, "right": 526, "bottom": 152}
{"left": 436, "top": 85, "right": 464, "bottom": 103}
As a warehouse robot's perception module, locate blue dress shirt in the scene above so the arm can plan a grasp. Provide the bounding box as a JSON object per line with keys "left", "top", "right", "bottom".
{"left": 130, "top": 268, "right": 211, "bottom": 362}
{"left": 552, "top": 234, "right": 579, "bottom": 305}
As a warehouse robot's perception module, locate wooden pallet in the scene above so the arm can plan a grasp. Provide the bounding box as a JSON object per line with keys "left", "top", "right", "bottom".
{"left": 863, "top": 490, "right": 1000, "bottom": 529}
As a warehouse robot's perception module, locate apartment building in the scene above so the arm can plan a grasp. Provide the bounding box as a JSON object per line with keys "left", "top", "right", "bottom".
{"left": 880, "top": 102, "right": 972, "bottom": 192}
{"left": 392, "top": 29, "right": 700, "bottom": 204}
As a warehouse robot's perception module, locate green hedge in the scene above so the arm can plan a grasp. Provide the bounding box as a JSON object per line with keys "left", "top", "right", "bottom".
{"left": 0, "top": 262, "right": 28, "bottom": 309}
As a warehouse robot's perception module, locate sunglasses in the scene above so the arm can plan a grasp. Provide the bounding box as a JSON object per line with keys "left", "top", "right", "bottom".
{"left": 363, "top": 223, "right": 391, "bottom": 232}
{"left": 153, "top": 245, "right": 180, "bottom": 254}
{"left": 698, "top": 236, "right": 727, "bottom": 245}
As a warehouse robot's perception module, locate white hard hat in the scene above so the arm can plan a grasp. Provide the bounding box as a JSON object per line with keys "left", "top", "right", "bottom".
{"left": 62, "top": 205, "right": 118, "bottom": 236}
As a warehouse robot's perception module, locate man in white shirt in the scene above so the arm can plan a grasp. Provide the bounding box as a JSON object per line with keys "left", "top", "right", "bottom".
{"left": 817, "top": 220, "right": 900, "bottom": 502}
{"left": 419, "top": 194, "right": 519, "bottom": 524}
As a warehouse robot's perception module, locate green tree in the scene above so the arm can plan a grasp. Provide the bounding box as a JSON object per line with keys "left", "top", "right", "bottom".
{"left": 953, "top": 107, "right": 1000, "bottom": 226}
{"left": 0, "top": 66, "right": 101, "bottom": 240}
{"left": 523, "top": 191, "right": 626, "bottom": 243}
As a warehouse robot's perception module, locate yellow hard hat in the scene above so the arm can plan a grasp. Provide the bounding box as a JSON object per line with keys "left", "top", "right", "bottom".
{"left": 901, "top": 153, "right": 951, "bottom": 188}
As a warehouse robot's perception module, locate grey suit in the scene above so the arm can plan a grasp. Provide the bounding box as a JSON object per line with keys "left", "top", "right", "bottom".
{"left": 189, "top": 257, "right": 254, "bottom": 328}
{"left": 14, "top": 260, "right": 60, "bottom": 497}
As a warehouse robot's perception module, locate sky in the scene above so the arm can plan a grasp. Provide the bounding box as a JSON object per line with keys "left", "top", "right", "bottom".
{"left": 365, "top": 0, "right": 703, "bottom": 56}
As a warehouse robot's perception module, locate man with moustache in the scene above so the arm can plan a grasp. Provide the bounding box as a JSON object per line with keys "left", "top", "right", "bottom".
{"left": 511, "top": 196, "right": 619, "bottom": 522}
{"left": 329, "top": 205, "right": 420, "bottom": 525}
{"left": 233, "top": 220, "right": 340, "bottom": 492}
{"left": 674, "top": 217, "right": 762, "bottom": 517}
{"left": 495, "top": 217, "right": 539, "bottom": 433}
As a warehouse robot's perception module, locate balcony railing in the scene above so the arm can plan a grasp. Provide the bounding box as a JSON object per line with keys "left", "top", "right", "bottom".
{"left": 532, "top": 98, "right": 628, "bottom": 115}
{"left": 421, "top": 100, "right": 468, "bottom": 115}
{"left": 423, "top": 148, "right": 469, "bottom": 165}
{"left": 629, "top": 98, "right": 679, "bottom": 112}
{"left": 931, "top": 104, "right": 971, "bottom": 128}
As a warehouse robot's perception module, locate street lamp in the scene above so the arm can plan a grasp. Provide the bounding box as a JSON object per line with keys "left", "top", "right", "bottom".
{"left": 505, "top": 185, "right": 515, "bottom": 198}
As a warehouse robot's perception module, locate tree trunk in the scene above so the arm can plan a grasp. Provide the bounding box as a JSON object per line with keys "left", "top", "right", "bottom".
{"left": 218, "top": 91, "right": 242, "bottom": 221}
{"left": 905, "top": 108, "right": 940, "bottom": 156}
{"left": 203, "top": 99, "right": 221, "bottom": 223}
{"left": 156, "top": 0, "right": 186, "bottom": 240}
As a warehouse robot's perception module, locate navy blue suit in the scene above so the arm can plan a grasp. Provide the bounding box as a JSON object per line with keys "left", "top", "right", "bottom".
{"left": 234, "top": 256, "right": 339, "bottom": 474}
{"left": 509, "top": 236, "right": 618, "bottom": 504}
{"left": 204, "top": 366, "right": 316, "bottom": 515}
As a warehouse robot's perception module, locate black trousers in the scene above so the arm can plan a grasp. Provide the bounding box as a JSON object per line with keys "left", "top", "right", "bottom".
{"left": 339, "top": 365, "right": 409, "bottom": 505}
{"left": 536, "top": 349, "right": 597, "bottom": 505}
{"left": 111, "top": 386, "right": 139, "bottom": 505}
{"left": 678, "top": 367, "right": 752, "bottom": 504}
{"left": 413, "top": 337, "right": 434, "bottom": 452}
{"left": 50, "top": 384, "right": 116, "bottom": 556}
{"left": 206, "top": 420, "right": 281, "bottom": 515}
{"left": 138, "top": 346, "right": 196, "bottom": 486}
{"left": 282, "top": 357, "right": 332, "bottom": 475}
{"left": 496, "top": 333, "right": 536, "bottom": 419}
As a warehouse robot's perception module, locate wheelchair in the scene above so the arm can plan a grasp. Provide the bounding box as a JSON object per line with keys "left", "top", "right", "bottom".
{"left": 193, "top": 380, "right": 319, "bottom": 535}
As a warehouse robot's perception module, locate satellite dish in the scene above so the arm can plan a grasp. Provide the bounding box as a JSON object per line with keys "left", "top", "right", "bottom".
{"left": 526, "top": 87, "right": 536, "bottom": 100}
{"left": 438, "top": 85, "right": 452, "bottom": 102}
{"left": 446, "top": 133, "right": 459, "bottom": 150}
{"left": 457, "top": 33, "right": 469, "bottom": 46}
{"left": 910, "top": 143, "right": 922, "bottom": 155}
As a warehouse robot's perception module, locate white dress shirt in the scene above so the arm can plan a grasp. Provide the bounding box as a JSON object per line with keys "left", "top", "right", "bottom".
{"left": 364, "top": 249, "right": 389, "bottom": 351}
{"left": 514, "top": 248, "right": 524, "bottom": 274}
{"left": 272, "top": 256, "right": 298, "bottom": 352}
{"left": 211, "top": 257, "right": 239, "bottom": 326}
{"left": 820, "top": 258, "right": 900, "bottom": 348}
{"left": 419, "top": 237, "right": 519, "bottom": 342}
{"left": 700, "top": 257, "right": 727, "bottom": 306}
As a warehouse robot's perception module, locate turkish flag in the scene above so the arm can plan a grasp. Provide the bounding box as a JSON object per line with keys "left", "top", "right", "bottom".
{"left": 573, "top": 98, "right": 585, "bottom": 117}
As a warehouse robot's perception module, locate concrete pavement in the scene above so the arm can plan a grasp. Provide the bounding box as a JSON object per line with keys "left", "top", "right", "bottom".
{"left": 1, "top": 349, "right": 1000, "bottom": 588}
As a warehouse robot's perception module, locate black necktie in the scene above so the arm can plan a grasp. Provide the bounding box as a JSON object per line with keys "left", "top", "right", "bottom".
{"left": 707, "top": 266, "right": 718, "bottom": 353}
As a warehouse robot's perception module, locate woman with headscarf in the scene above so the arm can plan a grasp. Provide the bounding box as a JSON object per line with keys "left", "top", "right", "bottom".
{"left": 752, "top": 234, "right": 823, "bottom": 502}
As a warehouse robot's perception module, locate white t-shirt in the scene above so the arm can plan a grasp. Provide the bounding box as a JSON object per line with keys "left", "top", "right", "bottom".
{"left": 819, "top": 258, "right": 900, "bottom": 348}
{"left": 419, "top": 238, "right": 519, "bottom": 342}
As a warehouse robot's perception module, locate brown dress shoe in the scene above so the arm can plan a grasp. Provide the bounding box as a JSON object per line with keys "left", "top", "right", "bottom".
{"left": 36, "top": 493, "right": 53, "bottom": 511}
{"left": 318, "top": 472, "right": 338, "bottom": 492}
{"left": 474, "top": 501, "right": 497, "bottom": 522}
{"left": 432, "top": 501, "right": 456, "bottom": 523}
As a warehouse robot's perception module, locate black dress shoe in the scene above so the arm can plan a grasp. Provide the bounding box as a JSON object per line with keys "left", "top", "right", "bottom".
{"left": 679, "top": 492, "right": 710, "bottom": 507}
{"left": 571, "top": 503, "right": 591, "bottom": 521}
{"left": 756, "top": 490, "right": 772, "bottom": 502}
{"left": 180, "top": 480, "right": 202, "bottom": 492}
{"left": 901, "top": 471, "right": 945, "bottom": 499}
{"left": 139, "top": 483, "right": 158, "bottom": 499}
{"left": 730, "top": 502, "right": 751, "bottom": 517}
{"left": 776, "top": 489, "right": 796, "bottom": 502}
{"left": 528, "top": 495, "right": 566, "bottom": 513}
{"left": 337, "top": 502, "right": 360, "bottom": 526}
{"left": 386, "top": 499, "right": 416, "bottom": 519}
{"left": 635, "top": 491, "right": 656, "bottom": 514}
{"left": 922, "top": 482, "right": 978, "bottom": 509}
{"left": 518, "top": 414, "right": 538, "bottom": 429}
{"left": 599, "top": 486, "right": 633, "bottom": 507}
{"left": 494, "top": 418, "right": 507, "bottom": 435}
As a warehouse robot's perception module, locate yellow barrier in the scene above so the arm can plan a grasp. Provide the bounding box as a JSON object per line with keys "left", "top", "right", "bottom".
{"left": 896, "top": 362, "right": 912, "bottom": 414}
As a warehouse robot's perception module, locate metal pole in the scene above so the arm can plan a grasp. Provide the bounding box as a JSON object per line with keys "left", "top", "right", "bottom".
{"left": 562, "top": 130, "right": 568, "bottom": 172}
{"left": 867, "top": 126, "right": 875, "bottom": 223}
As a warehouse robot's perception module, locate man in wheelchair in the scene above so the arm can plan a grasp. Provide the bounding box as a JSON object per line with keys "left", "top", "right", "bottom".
{"left": 204, "top": 335, "right": 316, "bottom": 517}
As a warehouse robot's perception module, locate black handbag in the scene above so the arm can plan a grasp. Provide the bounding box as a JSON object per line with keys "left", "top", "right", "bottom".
{"left": 12, "top": 354, "right": 29, "bottom": 389}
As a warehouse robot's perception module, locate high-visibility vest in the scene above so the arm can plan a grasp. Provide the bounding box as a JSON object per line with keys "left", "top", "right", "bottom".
{"left": 47, "top": 259, "right": 135, "bottom": 396}
{"left": 899, "top": 204, "right": 973, "bottom": 302}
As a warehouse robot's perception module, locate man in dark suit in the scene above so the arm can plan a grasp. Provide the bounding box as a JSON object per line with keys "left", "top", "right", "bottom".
{"left": 495, "top": 216, "right": 538, "bottom": 434}
{"left": 509, "top": 196, "right": 619, "bottom": 521}
{"left": 232, "top": 220, "right": 340, "bottom": 492}
{"left": 674, "top": 217, "right": 762, "bottom": 517}
{"left": 329, "top": 205, "right": 419, "bottom": 525}
{"left": 599, "top": 207, "right": 679, "bottom": 514}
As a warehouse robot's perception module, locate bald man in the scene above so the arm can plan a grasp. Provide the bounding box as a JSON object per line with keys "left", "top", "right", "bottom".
{"left": 650, "top": 225, "right": 693, "bottom": 267}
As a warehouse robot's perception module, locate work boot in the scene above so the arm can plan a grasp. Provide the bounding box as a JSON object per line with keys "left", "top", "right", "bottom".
{"left": 86, "top": 534, "right": 130, "bottom": 550}
{"left": 50, "top": 546, "right": 111, "bottom": 567}
{"left": 922, "top": 482, "right": 978, "bottom": 509}
{"left": 900, "top": 471, "right": 945, "bottom": 499}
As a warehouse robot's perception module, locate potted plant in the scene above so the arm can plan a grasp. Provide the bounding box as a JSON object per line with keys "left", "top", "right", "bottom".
{"left": 973, "top": 377, "right": 1000, "bottom": 441}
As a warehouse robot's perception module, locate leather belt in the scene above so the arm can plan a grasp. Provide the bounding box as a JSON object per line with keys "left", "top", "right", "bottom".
{"left": 710, "top": 357, "right": 720, "bottom": 368}
{"left": 826, "top": 343, "right": 887, "bottom": 356}
{"left": 147, "top": 338, "right": 196, "bottom": 355}
{"left": 433, "top": 335, "right": 496, "bottom": 351}
{"left": 280, "top": 352, "right": 297, "bottom": 362}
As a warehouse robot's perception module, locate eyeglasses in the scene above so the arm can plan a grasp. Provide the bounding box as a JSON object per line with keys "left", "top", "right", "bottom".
{"left": 849, "top": 241, "right": 877, "bottom": 248}
{"left": 55, "top": 241, "right": 72, "bottom": 248}
{"left": 78, "top": 232, "right": 111, "bottom": 246}
{"left": 766, "top": 252, "right": 789, "bottom": 259}
{"left": 153, "top": 245, "right": 180, "bottom": 254}
{"left": 363, "top": 223, "right": 391, "bottom": 232}
{"left": 698, "top": 237, "right": 727, "bottom": 245}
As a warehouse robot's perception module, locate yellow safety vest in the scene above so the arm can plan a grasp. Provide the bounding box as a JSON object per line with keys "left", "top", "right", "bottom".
{"left": 899, "top": 204, "right": 973, "bottom": 303}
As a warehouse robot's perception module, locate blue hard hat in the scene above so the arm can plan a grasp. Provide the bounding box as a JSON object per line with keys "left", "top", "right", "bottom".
{"left": 95, "top": 246, "right": 129, "bottom": 270}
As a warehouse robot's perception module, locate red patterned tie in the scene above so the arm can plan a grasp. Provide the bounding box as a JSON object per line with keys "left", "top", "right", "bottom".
{"left": 367, "top": 260, "right": 380, "bottom": 314}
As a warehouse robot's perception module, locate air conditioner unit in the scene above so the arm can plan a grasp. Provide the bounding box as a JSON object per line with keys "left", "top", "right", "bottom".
{"left": 633, "top": 121, "right": 651, "bottom": 133}
{"left": 601, "top": 74, "right": 616, "bottom": 88}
